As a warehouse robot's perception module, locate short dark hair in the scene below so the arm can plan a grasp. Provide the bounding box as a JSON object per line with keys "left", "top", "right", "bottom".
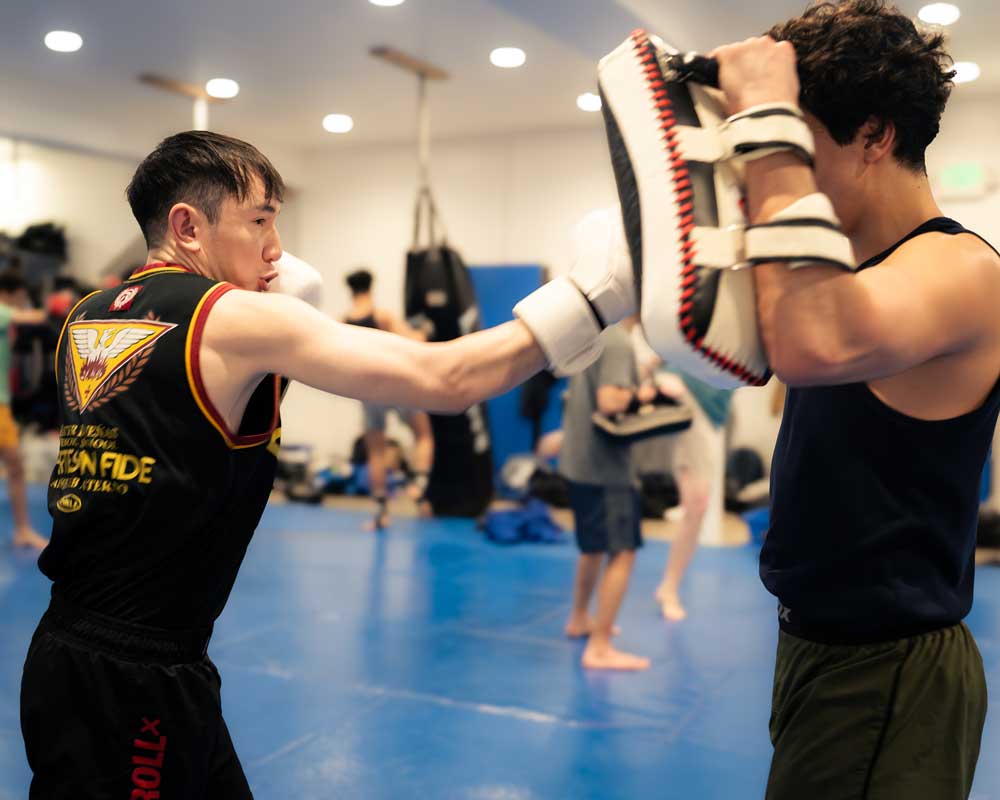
{"left": 0, "top": 272, "right": 26, "bottom": 294}
{"left": 768, "top": 0, "right": 955, "bottom": 172}
{"left": 126, "top": 130, "right": 285, "bottom": 247}
{"left": 346, "top": 269, "right": 373, "bottom": 295}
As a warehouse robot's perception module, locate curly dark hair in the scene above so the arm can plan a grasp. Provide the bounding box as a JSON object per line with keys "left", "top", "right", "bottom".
{"left": 768, "top": 0, "right": 955, "bottom": 172}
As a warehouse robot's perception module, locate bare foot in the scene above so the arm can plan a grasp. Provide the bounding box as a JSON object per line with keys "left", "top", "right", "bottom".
{"left": 363, "top": 511, "right": 390, "bottom": 533}
{"left": 581, "top": 643, "right": 650, "bottom": 671}
{"left": 564, "top": 618, "right": 621, "bottom": 639}
{"left": 564, "top": 614, "right": 591, "bottom": 639}
{"left": 658, "top": 596, "right": 687, "bottom": 622}
{"left": 13, "top": 527, "right": 48, "bottom": 550}
{"left": 655, "top": 585, "right": 687, "bottom": 621}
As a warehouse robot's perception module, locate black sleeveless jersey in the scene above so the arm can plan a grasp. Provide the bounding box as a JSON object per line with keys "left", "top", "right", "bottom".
{"left": 761, "top": 219, "right": 1000, "bottom": 643}
{"left": 39, "top": 263, "right": 281, "bottom": 630}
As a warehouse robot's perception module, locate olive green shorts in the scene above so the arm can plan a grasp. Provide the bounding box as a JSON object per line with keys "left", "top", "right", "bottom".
{"left": 766, "top": 622, "right": 987, "bottom": 800}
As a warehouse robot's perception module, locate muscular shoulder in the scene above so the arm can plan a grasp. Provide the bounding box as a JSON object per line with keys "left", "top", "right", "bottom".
{"left": 886, "top": 230, "right": 1000, "bottom": 287}
{"left": 201, "top": 287, "right": 304, "bottom": 358}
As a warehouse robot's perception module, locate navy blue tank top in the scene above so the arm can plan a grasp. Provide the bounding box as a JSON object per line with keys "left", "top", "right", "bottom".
{"left": 760, "top": 218, "right": 1000, "bottom": 643}
{"left": 345, "top": 311, "right": 378, "bottom": 329}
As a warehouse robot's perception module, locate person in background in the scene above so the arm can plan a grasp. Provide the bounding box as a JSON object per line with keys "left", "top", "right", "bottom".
{"left": 561, "top": 319, "right": 652, "bottom": 671}
{"left": 0, "top": 272, "right": 48, "bottom": 549}
{"left": 631, "top": 326, "right": 733, "bottom": 621}
{"left": 343, "top": 268, "right": 434, "bottom": 529}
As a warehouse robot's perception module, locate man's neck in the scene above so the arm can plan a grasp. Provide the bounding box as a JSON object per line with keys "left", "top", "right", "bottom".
{"left": 849, "top": 167, "right": 944, "bottom": 265}
{"left": 145, "top": 246, "right": 208, "bottom": 279}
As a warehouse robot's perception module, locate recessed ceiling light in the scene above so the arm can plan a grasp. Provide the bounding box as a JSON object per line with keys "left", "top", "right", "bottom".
{"left": 369, "top": 0, "right": 405, "bottom": 5}
{"left": 323, "top": 114, "right": 354, "bottom": 134}
{"left": 918, "top": 3, "right": 961, "bottom": 25}
{"left": 490, "top": 47, "right": 526, "bottom": 69}
{"left": 577, "top": 92, "right": 602, "bottom": 112}
{"left": 44, "top": 30, "right": 83, "bottom": 53}
{"left": 205, "top": 78, "right": 240, "bottom": 99}
{"left": 953, "top": 61, "right": 981, "bottom": 84}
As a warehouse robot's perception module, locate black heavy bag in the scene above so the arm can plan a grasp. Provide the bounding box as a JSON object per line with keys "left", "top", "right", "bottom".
{"left": 404, "top": 189, "right": 480, "bottom": 342}
{"left": 405, "top": 187, "right": 493, "bottom": 517}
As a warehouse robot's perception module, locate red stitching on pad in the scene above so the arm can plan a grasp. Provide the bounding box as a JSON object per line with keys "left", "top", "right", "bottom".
{"left": 629, "top": 30, "right": 767, "bottom": 386}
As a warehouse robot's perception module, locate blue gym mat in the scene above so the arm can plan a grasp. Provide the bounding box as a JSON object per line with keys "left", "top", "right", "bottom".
{"left": 2, "top": 486, "right": 998, "bottom": 799}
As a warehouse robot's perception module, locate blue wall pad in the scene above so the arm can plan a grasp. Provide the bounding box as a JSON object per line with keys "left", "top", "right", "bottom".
{"left": 468, "top": 265, "right": 565, "bottom": 473}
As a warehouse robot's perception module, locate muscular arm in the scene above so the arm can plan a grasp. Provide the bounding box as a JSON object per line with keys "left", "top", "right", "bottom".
{"left": 202, "top": 290, "right": 547, "bottom": 414}
{"left": 748, "top": 154, "right": 999, "bottom": 386}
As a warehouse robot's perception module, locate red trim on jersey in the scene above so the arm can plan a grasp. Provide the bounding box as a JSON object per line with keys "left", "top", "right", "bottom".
{"left": 129, "top": 262, "right": 195, "bottom": 279}
{"left": 188, "top": 284, "right": 279, "bottom": 447}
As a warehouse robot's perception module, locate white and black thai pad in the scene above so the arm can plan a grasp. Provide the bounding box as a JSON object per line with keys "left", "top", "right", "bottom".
{"left": 598, "top": 30, "right": 769, "bottom": 389}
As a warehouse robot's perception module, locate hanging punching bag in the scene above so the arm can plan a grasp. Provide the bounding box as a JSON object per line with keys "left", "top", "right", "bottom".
{"left": 405, "top": 188, "right": 494, "bottom": 517}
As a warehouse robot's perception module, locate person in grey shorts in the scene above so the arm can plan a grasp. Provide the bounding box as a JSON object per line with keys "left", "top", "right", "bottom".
{"left": 344, "top": 269, "right": 434, "bottom": 529}
{"left": 560, "top": 320, "right": 652, "bottom": 671}
{"left": 632, "top": 325, "right": 734, "bottom": 621}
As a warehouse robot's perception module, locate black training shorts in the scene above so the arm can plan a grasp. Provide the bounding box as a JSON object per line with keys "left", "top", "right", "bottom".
{"left": 20, "top": 596, "right": 252, "bottom": 799}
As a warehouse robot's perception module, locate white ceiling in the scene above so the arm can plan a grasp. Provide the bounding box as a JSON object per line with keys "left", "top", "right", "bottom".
{"left": 0, "top": 0, "right": 996, "bottom": 162}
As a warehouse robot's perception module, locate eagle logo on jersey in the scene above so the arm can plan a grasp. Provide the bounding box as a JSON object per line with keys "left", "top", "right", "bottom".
{"left": 64, "top": 316, "right": 177, "bottom": 412}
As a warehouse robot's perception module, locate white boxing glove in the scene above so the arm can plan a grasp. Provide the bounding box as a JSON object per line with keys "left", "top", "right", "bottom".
{"left": 270, "top": 252, "right": 324, "bottom": 309}
{"left": 513, "top": 208, "right": 635, "bottom": 375}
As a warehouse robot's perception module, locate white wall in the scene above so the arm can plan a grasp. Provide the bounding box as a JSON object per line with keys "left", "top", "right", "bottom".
{"left": 283, "top": 124, "right": 620, "bottom": 457}
{"left": 928, "top": 95, "right": 1000, "bottom": 242}
{"left": 0, "top": 137, "right": 308, "bottom": 285}
{"left": 0, "top": 138, "right": 141, "bottom": 283}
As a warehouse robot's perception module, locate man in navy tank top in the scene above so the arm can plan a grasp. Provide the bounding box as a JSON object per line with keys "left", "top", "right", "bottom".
{"left": 712, "top": 2, "right": 1000, "bottom": 797}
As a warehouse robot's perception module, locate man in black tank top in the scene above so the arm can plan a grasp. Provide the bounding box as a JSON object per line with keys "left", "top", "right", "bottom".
{"left": 342, "top": 268, "right": 434, "bottom": 530}
{"left": 19, "top": 131, "right": 637, "bottom": 797}
{"left": 710, "top": 4, "right": 999, "bottom": 798}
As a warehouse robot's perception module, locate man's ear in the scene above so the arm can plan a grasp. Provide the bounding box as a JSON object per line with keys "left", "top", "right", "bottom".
{"left": 860, "top": 116, "right": 895, "bottom": 165}
{"left": 166, "top": 203, "right": 204, "bottom": 255}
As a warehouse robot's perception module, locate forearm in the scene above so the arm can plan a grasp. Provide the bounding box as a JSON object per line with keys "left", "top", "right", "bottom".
{"left": 747, "top": 155, "right": 868, "bottom": 377}
{"left": 427, "top": 321, "right": 547, "bottom": 412}
{"left": 214, "top": 293, "right": 544, "bottom": 416}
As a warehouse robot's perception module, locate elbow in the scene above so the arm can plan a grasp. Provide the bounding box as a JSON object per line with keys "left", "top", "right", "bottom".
{"left": 761, "top": 308, "right": 865, "bottom": 388}
{"left": 766, "top": 323, "right": 835, "bottom": 385}
{"left": 769, "top": 339, "right": 862, "bottom": 387}
{"left": 770, "top": 355, "right": 826, "bottom": 388}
